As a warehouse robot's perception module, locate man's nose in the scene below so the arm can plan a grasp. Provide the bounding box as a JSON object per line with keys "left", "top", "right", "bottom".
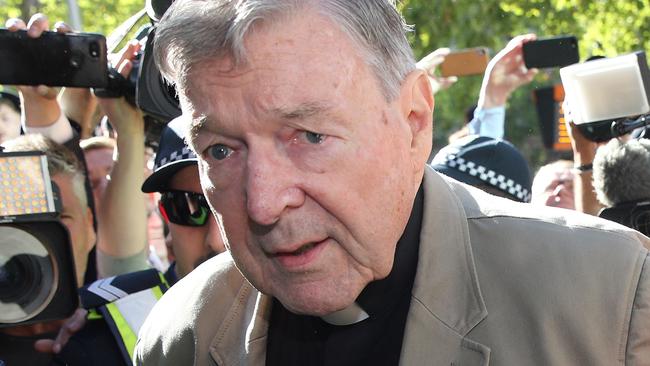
{"left": 245, "top": 146, "right": 305, "bottom": 226}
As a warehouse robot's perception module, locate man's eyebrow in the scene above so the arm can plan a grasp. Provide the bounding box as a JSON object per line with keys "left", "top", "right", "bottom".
{"left": 272, "top": 102, "right": 333, "bottom": 120}
{"left": 188, "top": 115, "right": 209, "bottom": 141}
{"left": 187, "top": 102, "right": 333, "bottom": 139}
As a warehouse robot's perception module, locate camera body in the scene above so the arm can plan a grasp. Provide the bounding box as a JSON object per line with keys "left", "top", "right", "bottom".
{"left": 0, "top": 152, "right": 78, "bottom": 328}
{"left": 94, "top": 12, "right": 181, "bottom": 146}
{"left": 134, "top": 27, "right": 181, "bottom": 124}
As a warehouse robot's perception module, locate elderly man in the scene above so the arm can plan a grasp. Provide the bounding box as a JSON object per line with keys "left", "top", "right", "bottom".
{"left": 135, "top": 1, "right": 650, "bottom": 365}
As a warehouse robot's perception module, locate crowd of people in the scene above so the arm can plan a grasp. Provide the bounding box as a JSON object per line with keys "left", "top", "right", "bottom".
{"left": 0, "top": 1, "right": 648, "bottom": 365}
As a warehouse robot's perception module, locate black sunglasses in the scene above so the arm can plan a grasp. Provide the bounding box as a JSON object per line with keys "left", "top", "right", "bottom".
{"left": 158, "top": 190, "right": 211, "bottom": 227}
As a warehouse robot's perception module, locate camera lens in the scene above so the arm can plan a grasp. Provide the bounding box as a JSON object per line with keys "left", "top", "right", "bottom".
{"left": 0, "top": 226, "right": 57, "bottom": 324}
{"left": 89, "top": 42, "right": 100, "bottom": 58}
{"left": 0, "top": 254, "right": 43, "bottom": 303}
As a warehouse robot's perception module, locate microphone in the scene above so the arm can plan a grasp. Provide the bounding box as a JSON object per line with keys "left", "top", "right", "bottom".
{"left": 593, "top": 137, "right": 650, "bottom": 207}
{"left": 594, "top": 138, "right": 650, "bottom": 235}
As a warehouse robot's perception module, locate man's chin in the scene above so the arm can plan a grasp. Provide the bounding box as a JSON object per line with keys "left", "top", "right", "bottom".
{"left": 281, "top": 298, "right": 353, "bottom": 317}
{"left": 274, "top": 287, "right": 360, "bottom": 317}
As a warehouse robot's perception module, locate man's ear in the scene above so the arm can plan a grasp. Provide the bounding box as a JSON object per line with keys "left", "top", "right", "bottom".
{"left": 399, "top": 68, "right": 434, "bottom": 162}
{"left": 84, "top": 207, "right": 96, "bottom": 252}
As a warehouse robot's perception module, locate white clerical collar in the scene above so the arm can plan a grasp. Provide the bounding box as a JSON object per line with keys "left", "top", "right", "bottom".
{"left": 320, "top": 302, "right": 369, "bottom": 326}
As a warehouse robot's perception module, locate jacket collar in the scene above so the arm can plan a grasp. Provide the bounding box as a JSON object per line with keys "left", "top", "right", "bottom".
{"left": 400, "top": 167, "right": 488, "bottom": 365}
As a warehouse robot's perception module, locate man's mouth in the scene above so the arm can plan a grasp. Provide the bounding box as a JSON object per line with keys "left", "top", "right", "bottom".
{"left": 270, "top": 238, "right": 329, "bottom": 269}
{"left": 290, "top": 242, "right": 318, "bottom": 255}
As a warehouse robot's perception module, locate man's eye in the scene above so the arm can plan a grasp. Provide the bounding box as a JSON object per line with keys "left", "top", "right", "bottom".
{"left": 207, "top": 144, "right": 232, "bottom": 160}
{"left": 304, "top": 131, "right": 325, "bottom": 144}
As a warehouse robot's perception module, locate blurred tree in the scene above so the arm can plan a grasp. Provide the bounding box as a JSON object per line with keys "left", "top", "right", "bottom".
{"left": 0, "top": 0, "right": 146, "bottom": 35}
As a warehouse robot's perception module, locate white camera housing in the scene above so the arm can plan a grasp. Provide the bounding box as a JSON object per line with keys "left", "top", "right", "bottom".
{"left": 560, "top": 52, "right": 650, "bottom": 125}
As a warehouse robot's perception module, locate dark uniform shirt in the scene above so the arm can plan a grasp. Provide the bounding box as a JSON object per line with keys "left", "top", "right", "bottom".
{"left": 266, "top": 187, "right": 423, "bottom": 366}
{"left": 0, "top": 319, "right": 125, "bottom": 366}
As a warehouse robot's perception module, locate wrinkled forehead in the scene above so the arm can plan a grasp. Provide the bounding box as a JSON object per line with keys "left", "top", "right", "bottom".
{"left": 179, "top": 13, "right": 378, "bottom": 137}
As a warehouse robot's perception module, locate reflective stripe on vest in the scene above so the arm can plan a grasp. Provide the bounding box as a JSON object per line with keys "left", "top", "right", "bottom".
{"left": 80, "top": 269, "right": 169, "bottom": 365}
{"left": 101, "top": 286, "right": 165, "bottom": 365}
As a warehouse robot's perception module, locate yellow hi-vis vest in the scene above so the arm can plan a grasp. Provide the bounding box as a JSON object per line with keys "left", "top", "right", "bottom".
{"left": 79, "top": 268, "right": 169, "bottom": 365}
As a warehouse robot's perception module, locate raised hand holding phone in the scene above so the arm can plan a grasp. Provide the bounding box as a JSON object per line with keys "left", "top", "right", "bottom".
{"left": 1, "top": 15, "right": 107, "bottom": 88}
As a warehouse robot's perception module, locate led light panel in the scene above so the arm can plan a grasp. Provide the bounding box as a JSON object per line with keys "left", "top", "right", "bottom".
{"left": 0, "top": 153, "right": 55, "bottom": 217}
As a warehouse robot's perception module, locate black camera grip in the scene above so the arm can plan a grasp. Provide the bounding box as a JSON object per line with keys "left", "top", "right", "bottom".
{"left": 93, "top": 67, "right": 129, "bottom": 99}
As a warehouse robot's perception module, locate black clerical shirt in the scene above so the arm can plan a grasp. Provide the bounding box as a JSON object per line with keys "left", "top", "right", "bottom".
{"left": 265, "top": 187, "right": 424, "bottom": 366}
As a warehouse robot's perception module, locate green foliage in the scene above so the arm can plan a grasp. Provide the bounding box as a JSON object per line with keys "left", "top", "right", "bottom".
{"left": 0, "top": 0, "right": 145, "bottom": 36}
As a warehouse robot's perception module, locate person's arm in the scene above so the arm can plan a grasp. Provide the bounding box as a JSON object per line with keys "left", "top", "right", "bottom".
{"left": 95, "top": 40, "right": 149, "bottom": 276}
{"left": 467, "top": 106, "right": 505, "bottom": 139}
{"left": 60, "top": 87, "right": 99, "bottom": 139}
{"left": 469, "top": 34, "right": 539, "bottom": 139}
{"left": 564, "top": 101, "right": 603, "bottom": 215}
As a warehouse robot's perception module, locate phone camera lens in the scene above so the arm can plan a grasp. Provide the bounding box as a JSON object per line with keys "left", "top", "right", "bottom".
{"left": 89, "top": 42, "right": 100, "bottom": 58}
{"left": 70, "top": 53, "right": 82, "bottom": 69}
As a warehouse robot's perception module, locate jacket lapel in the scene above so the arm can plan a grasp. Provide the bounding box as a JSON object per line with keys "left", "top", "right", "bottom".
{"left": 400, "top": 167, "right": 489, "bottom": 365}
{"left": 209, "top": 283, "right": 271, "bottom": 366}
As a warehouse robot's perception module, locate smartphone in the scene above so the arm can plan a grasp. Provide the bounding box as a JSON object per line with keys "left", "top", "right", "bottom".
{"left": 523, "top": 36, "right": 579, "bottom": 69}
{"left": 440, "top": 47, "right": 490, "bottom": 77}
{"left": 0, "top": 29, "right": 108, "bottom": 88}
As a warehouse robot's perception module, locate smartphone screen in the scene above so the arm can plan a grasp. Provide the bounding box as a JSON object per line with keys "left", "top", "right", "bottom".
{"left": 440, "top": 47, "right": 490, "bottom": 77}
{"left": 523, "top": 36, "right": 579, "bottom": 69}
{"left": 0, "top": 29, "right": 108, "bottom": 88}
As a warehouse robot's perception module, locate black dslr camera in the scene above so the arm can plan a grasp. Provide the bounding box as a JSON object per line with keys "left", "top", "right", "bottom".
{"left": 0, "top": 152, "right": 78, "bottom": 328}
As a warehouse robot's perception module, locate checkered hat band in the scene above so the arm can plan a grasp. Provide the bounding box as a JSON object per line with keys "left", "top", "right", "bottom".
{"left": 445, "top": 155, "right": 531, "bottom": 202}
{"left": 156, "top": 146, "right": 196, "bottom": 170}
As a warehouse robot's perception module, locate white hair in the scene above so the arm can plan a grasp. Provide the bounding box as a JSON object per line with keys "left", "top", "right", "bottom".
{"left": 593, "top": 138, "right": 650, "bottom": 207}
{"left": 153, "top": 0, "right": 416, "bottom": 101}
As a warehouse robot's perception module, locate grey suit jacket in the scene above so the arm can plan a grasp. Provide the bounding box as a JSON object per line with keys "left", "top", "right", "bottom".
{"left": 135, "top": 167, "right": 650, "bottom": 365}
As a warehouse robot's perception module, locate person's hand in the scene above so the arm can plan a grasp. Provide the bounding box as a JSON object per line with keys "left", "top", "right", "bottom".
{"left": 563, "top": 100, "right": 598, "bottom": 164}
{"left": 33, "top": 308, "right": 88, "bottom": 354}
{"left": 96, "top": 40, "right": 144, "bottom": 135}
{"left": 417, "top": 48, "right": 458, "bottom": 95}
{"left": 563, "top": 100, "right": 604, "bottom": 215}
{"left": 5, "top": 14, "right": 74, "bottom": 127}
{"left": 477, "top": 34, "right": 538, "bottom": 109}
